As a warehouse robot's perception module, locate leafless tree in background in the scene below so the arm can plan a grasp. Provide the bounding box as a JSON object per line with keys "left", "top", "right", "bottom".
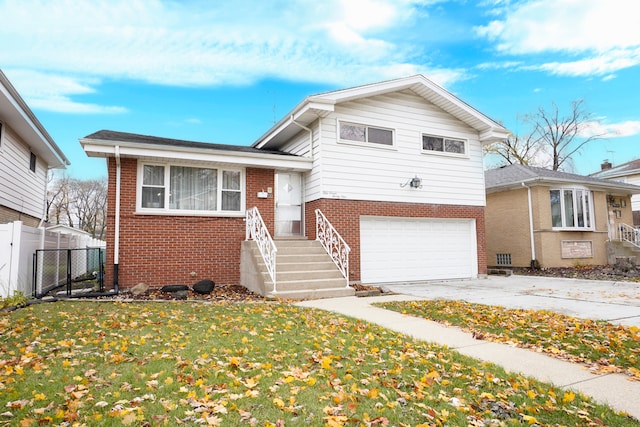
{"left": 486, "top": 99, "right": 604, "bottom": 171}
{"left": 47, "top": 174, "right": 107, "bottom": 239}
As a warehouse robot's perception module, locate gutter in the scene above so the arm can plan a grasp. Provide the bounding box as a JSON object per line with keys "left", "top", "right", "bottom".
{"left": 521, "top": 182, "right": 537, "bottom": 269}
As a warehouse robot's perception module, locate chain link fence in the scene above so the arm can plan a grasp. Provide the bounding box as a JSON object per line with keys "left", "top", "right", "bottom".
{"left": 33, "top": 247, "right": 105, "bottom": 297}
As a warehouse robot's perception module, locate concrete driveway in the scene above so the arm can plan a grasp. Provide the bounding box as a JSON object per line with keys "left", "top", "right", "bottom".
{"left": 382, "top": 275, "right": 640, "bottom": 327}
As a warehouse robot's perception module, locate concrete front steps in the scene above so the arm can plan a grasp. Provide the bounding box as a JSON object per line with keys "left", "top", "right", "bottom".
{"left": 240, "top": 239, "right": 354, "bottom": 300}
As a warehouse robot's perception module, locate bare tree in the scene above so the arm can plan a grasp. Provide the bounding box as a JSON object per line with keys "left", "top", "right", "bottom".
{"left": 47, "top": 175, "right": 107, "bottom": 239}
{"left": 487, "top": 100, "right": 603, "bottom": 171}
{"left": 484, "top": 132, "right": 544, "bottom": 167}
{"left": 527, "top": 99, "right": 603, "bottom": 170}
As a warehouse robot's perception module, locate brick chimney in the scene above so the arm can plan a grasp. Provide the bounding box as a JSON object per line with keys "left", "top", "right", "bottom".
{"left": 601, "top": 160, "right": 612, "bottom": 170}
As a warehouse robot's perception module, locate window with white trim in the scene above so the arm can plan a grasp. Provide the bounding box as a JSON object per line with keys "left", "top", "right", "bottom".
{"left": 339, "top": 121, "right": 394, "bottom": 146}
{"left": 0, "top": 121, "right": 3, "bottom": 148}
{"left": 140, "top": 164, "right": 244, "bottom": 213}
{"left": 550, "top": 188, "right": 593, "bottom": 229}
{"left": 422, "top": 134, "right": 467, "bottom": 156}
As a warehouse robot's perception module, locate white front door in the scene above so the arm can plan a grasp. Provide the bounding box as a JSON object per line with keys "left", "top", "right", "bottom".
{"left": 275, "top": 172, "right": 303, "bottom": 237}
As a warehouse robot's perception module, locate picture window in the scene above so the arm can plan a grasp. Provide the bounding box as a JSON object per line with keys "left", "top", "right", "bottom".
{"left": 140, "top": 164, "right": 244, "bottom": 213}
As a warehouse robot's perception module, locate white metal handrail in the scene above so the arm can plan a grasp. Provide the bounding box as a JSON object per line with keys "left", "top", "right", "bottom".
{"left": 315, "top": 209, "right": 350, "bottom": 287}
{"left": 246, "top": 207, "right": 278, "bottom": 293}
{"left": 612, "top": 222, "right": 640, "bottom": 249}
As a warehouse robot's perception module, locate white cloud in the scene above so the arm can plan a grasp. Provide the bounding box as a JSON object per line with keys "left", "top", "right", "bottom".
{"left": 4, "top": 69, "right": 127, "bottom": 114}
{"left": 580, "top": 120, "right": 640, "bottom": 138}
{"left": 0, "top": 0, "right": 458, "bottom": 113}
{"left": 476, "top": 0, "right": 640, "bottom": 76}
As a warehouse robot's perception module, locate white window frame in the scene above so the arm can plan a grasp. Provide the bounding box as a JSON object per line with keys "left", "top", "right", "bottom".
{"left": 550, "top": 187, "right": 594, "bottom": 230}
{"left": 137, "top": 162, "right": 245, "bottom": 216}
{"left": 421, "top": 134, "right": 468, "bottom": 158}
{"left": 337, "top": 120, "right": 395, "bottom": 149}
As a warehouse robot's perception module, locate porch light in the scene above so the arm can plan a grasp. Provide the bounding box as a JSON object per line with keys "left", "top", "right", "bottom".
{"left": 400, "top": 175, "right": 422, "bottom": 189}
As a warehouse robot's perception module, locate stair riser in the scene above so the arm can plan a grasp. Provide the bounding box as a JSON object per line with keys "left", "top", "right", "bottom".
{"left": 274, "top": 279, "right": 348, "bottom": 292}
{"left": 266, "top": 270, "right": 344, "bottom": 282}
{"left": 267, "top": 287, "right": 355, "bottom": 300}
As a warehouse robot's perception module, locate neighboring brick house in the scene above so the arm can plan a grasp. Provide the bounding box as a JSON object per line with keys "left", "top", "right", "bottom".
{"left": 81, "top": 75, "right": 510, "bottom": 296}
{"left": 485, "top": 164, "right": 640, "bottom": 269}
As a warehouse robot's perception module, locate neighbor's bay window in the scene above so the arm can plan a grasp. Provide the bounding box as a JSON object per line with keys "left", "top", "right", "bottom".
{"left": 550, "top": 188, "right": 593, "bottom": 229}
{"left": 140, "top": 164, "right": 244, "bottom": 213}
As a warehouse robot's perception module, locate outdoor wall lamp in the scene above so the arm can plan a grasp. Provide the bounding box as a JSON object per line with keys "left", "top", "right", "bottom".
{"left": 400, "top": 175, "right": 422, "bottom": 189}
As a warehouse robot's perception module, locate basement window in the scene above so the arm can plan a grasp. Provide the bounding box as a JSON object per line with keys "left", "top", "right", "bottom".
{"left": 496, "top": 253, "right": 512, "bottom": 266}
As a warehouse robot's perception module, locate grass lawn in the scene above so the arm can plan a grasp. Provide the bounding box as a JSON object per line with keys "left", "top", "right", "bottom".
{"left": 0, "top": 301, "right": 637, "bottom": 426}
{"left": 375, "top": 299, "right": 640, "bottom": 380}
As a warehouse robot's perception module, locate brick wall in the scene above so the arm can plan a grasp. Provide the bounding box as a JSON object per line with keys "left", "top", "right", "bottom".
{"left": 0, "top": 205, "right": 40, "bottom": 227}
{"left": 105, "top": 158, "right": 275, "bottom": 290}
{"left": 305, "top": 198, "right": 487, "bottom": 282}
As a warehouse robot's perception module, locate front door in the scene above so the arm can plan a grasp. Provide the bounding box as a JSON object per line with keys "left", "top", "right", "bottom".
{"left": 275, "top": 172, "right": 303, "bottom": 237}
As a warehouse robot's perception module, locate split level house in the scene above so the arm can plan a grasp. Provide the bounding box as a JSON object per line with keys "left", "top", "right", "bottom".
{"left": 81, "top": 74, "right": 510, "bottom": 299}
{"left": 485, "top": 164, "right": 640, "bottom": 270}
{"left": 0, "top": 70, "right": 69, "bottom": 226}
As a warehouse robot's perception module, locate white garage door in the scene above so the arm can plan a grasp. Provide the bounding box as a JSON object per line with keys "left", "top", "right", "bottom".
{"left": 360, "top": 216, "right": 477, "bottom": 284}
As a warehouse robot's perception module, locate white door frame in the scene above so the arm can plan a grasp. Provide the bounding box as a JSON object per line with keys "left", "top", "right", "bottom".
{"left": 274, "top": 171, "right": 304, "bottom": 237}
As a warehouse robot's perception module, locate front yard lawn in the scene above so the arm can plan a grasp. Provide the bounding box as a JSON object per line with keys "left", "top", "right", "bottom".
{"left": 1, "top": 301, "right": 637, "bottom": 426}
{"left": 375, "top": 300, "right": 640, "bottom": 380}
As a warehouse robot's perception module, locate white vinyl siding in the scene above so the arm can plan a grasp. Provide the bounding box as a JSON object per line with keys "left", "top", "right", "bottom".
{"left": 0, "top": 125, "right": 47, "bottom": 220}
{"left": 311, "top": 90, "right": 485, "bottom": 206}
{"left": 281, "top": 121, "right": 323, "bottom": 202}
{"left": 360, "top": 216, "right": 477, "bottom": 283}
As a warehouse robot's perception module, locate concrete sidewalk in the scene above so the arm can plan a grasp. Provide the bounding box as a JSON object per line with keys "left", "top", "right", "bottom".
{"left": 297, "top": 294, "right": 640, "bottom": 420}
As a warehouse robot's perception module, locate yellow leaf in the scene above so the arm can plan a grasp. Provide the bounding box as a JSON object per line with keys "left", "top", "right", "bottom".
{"left": 306, "top": 377, "right": 317, "bottom": 386}
{"left": 273, "top": 397, "right": 285, "bottom": 409}
{"left": 527, "top": 390, "right": 536, "bottom": 399}
{"left": 563, "top": 391, "right": 575, "bottom": 403}
{"left": 368, "top": 388, "right": 379, "bottom": 399}
{"left": 164, "top": 377, "right": 173, "bottom": 385}
{"left": 321, "top": 356, "right": 332, "bottom": 370}
{"left": 521, "top": 414, "right": 539, "bottom": 424}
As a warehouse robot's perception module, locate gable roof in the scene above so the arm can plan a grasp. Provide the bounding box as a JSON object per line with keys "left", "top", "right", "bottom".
{"left": 590, "top": 158, "right": 640, "bottom": 180}
{"left": 485, "top": 164, "right": 640, "bottom": 195}
{"left": 0, "top": 70, "right": 69, "bottom": 169}
{"left": 253, "top": 74, "right": 510, "bottom": 150}
{"left": 81, "top": 130, "right": 312, "bottom": 171}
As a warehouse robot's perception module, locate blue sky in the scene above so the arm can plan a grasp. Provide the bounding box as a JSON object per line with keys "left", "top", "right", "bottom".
{"left": 1, "top": 0, "right": 639, "bottom": 179}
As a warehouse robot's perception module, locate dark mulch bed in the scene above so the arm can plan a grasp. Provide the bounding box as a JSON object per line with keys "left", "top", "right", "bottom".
{"left": 110, "top": 284, "right": 266, "bottom": 302}
{"left": 512, "top": 265, "right": 640, "bottom": 282}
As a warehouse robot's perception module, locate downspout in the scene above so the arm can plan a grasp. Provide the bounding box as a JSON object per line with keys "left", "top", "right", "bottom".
{"left": 522, "top": 182, "right": 537, "bottom": 269}
{"left": 113, "top": 145, "right": 121, "bottom": 292}
{"left": 291, "top": 116, "right": 313, "bottom": 236}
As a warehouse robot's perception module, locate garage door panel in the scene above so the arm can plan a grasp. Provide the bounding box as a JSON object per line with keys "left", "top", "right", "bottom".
{"left": 360, "top": 217, "right": 477, "bottom": 283}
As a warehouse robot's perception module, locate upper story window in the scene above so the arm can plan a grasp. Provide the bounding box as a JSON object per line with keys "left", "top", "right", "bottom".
{"left": 140, "top": 163, "right": 244, "bottom": 214}
{"left": 550, "top": 188, "right": 593, "bottom": 229}
{"left": 339, "top": 121, "right": 394, "bottom": 147}
{"left": 29, "top": 152, "right": 37, "bottom": 172}
{"left": 0, "top": 122, "right": 3, "bottom": 148}
{"left": 422, "top": 134, "right": 467, "bottom": 157}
